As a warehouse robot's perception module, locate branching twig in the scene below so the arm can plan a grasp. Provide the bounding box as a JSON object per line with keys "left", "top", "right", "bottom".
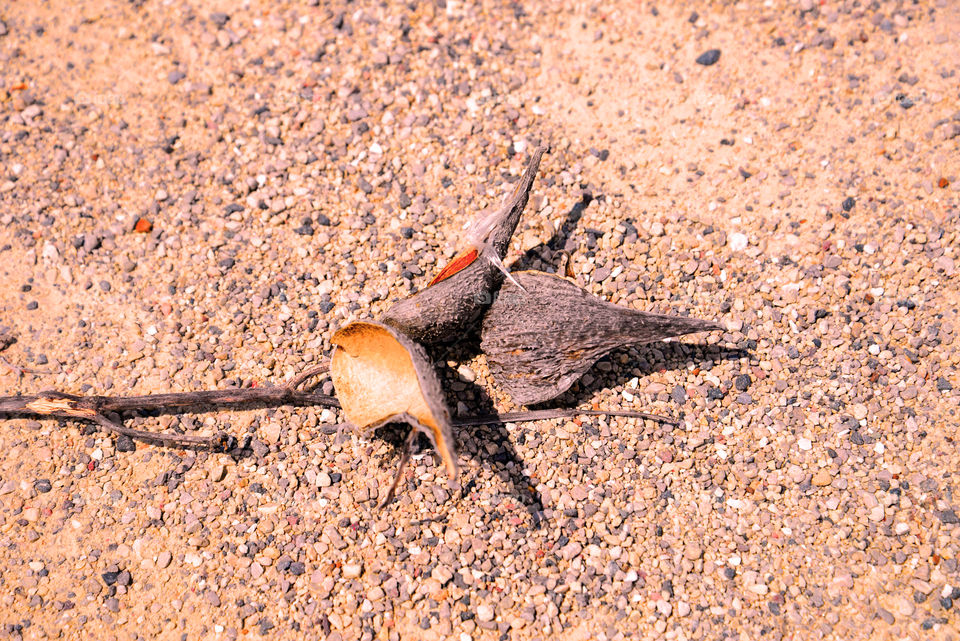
{"left": 0, "top": 364, "right": 675, "bottom": 451}
{"left": 0, "top": 375, "right": 341, "bottom": 449}
{"left": 0, "top": 387, "right": 341, "bottom": 417}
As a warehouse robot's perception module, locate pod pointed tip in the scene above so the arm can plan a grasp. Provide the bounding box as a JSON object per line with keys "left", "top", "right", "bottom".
{"left": 481, "top": 245, "right": 526, "bottom": 292}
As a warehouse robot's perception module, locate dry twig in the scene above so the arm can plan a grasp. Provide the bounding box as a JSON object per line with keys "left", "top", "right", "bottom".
{"left": 0, "top": 372, "right": 340, "bottom": 449}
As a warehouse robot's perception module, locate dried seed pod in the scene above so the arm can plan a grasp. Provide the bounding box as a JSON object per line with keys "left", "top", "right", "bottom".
{"left": 480, "top": 271, "right": 723, "bottom": 406}
{"left": 330, "top": 321, "right": 457, "bottom": 504}
{"left": 381, "top": 145, "right": 547, "bottom": 344}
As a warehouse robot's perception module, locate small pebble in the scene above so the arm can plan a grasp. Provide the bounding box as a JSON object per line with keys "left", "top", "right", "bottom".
{"left": 728, "top": 232, "right": 748, "bottom": 252}
{"left": 696, "top": 49, "right": 721, "bottom": 66}
{"left": 476, "top": 605, "right": 495, "bottom": 622}
{"left": 812, "top": 470, "right": 833, "bottom": 486}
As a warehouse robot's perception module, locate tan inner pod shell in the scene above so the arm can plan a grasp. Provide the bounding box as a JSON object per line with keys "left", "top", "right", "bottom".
{"left": 331, "top": 323, "right": 438, "bottom": 431}
{"left": 330, "top": 321, "right": 457, "bottom": 479}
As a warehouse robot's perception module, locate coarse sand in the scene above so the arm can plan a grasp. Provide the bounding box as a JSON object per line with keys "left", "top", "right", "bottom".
{"left": 1, "top": 1, "right": 958, "bottom": 639}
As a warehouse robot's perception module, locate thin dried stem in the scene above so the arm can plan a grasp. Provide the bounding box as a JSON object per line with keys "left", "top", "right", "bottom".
{"left": 0, "top": 374, "right": 341, "bottom": 449}
{"left": 453, "top": 407, "right": 678, "bottom": 427}
{"left": 378, "top": 429, "right": 419, "bottom": 509}
{"left": 286, "top": 364, "right": 330, "bottom": 391}
{"left": 91, "top": 413, "right": 228, "bottom": 449}
{"left": 0, "top": 387, "right": 340, "bottom": 416}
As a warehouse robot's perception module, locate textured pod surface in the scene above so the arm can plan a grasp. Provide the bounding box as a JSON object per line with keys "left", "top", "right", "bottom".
{"left": 481, "top": 271, "right": 723, "bottom": 405}
{"left": 330, "top": 321, "right": 457, "bottom": 478}
{"left": 381, "top": 145, "right": 546, "bottom": 344}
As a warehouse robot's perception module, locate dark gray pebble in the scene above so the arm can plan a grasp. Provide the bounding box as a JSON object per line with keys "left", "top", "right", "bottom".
{"left": 210, "top": 12, "right": 230, "bottom": 27}
{"left": 897, "top": 94, "right": 914, "bottom": 109}
{"left": 115, "top": 436, "right": 136, "bottom": 453}
{"left": 696, "top": 49, "right": 721, "bottom": 66}
{"left": 671, "top": 385, "right": 687, "bottom": 404}
{"left": 937, "top": 509, "right": 959, "bottom": 524}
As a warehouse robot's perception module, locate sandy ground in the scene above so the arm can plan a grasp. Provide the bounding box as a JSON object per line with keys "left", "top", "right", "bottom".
{"left": 1, "top": 1, "right": 959, "bottom": 640}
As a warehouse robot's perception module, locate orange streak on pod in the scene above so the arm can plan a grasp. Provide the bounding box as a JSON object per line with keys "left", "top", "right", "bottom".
{"left": 428, "top": 248, "right": 479, "bottom": 287}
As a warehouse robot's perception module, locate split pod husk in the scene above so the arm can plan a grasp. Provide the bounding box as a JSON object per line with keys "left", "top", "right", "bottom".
{"left": 381, "top": 145, "right": 547, "bottom": 345}
{"left": 480, "top": 271, "right": 723, "bottom": 406}
{"left": 330, "top": 320, "right": 457, "bottom": 506}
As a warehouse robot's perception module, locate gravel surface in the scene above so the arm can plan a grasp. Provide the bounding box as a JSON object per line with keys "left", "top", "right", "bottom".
{"left": 1, "top": 1, "right": 959, "bottom": 640}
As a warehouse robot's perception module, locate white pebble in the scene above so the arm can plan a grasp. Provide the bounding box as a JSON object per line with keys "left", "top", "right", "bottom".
{"left": 728, "top": 232, "right": 748, "bottom": 252}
